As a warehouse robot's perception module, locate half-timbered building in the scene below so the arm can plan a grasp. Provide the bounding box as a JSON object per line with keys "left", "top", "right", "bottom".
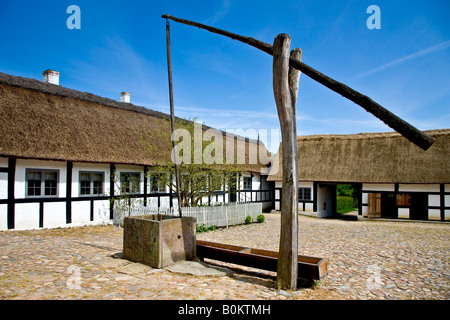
{"left": 0, "top": 71, "right": 273, "bottom": 230}
{"left": 268, "top": 130, "right": 450, "bottom": 221}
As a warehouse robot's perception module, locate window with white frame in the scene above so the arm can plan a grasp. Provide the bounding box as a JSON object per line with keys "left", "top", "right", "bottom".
{"left": 243, "top": 176, "right": 252, "bottom": 190}
{"left": 80, "top": 172, "right": 104, "bottom": 196}
{"left": 26, "top": 169, "right": 59, "bottom": 197}
{"left": 298, "top": 187, "right": 311, "bottom": 201}
{"left": 210, "top": 175, "right": 223, "bottom": 191}
{"left": 120, "top": 172, "right": 140, "bottom": 194}
{"left": 150, "top": 173, "right": 165, "bottom": 193}
{"left": 198, "top": 175, "right": 208, "bottom": 192}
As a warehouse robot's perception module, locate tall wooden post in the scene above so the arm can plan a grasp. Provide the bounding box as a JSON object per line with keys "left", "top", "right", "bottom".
{"left": 273, "top": 34, "right": 301, "bottom": 290}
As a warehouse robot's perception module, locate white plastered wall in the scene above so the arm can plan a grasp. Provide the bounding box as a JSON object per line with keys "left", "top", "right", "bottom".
{"left": 72, "top": 162, "right": 110, "bottom": 225}
{"left": 0, "top": 157, "right": 7, "bottom": 229}
{"left": 14, "top": 159, "right": 66, "bottom": 230}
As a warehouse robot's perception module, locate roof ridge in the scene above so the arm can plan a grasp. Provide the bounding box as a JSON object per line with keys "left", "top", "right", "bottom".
{"left": 296, "top": 129, "right": 450, "bottom": 141}
{"left": 0, "top": 71, "right": 261, "bottom": 145}
{"left": 0, "top": 71, "right": 172, "bottom": 119}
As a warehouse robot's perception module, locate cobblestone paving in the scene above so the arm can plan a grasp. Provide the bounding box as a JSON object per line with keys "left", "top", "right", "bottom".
{"left": 0, "top": 214, "right": 449, "bottom": 300}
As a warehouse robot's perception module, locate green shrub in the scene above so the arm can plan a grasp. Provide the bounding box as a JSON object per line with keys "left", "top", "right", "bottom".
{"left": 336, "top": 196, "right": 354, "bottom": 213}
{"left": 196, "top": 224, "right": 209, "bottom": 233}
{"left": 196, "top": 224, "right": 217, "bottom": 233}
{"left": 337, "top": 184, "right": 354, "bottom": 197}
{"left": 257, "top": 214, "right": 265, "bottom": 223}
{"left": 244, "top": 215, "right": 252, "bottom": 224}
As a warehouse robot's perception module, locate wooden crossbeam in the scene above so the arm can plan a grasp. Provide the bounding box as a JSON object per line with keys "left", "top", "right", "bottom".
{"left": 161, "top": 14, "right": 435, "bottom": 151}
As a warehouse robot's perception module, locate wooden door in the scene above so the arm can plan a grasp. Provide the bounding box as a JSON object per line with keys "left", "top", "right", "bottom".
{"left": 368, "top": 193, "right": 381, "bottom": 218}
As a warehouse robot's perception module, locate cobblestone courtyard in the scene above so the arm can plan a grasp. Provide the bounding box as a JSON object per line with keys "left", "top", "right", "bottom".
{"left": 0, "top": 214, "right": 449, "bottom": 300}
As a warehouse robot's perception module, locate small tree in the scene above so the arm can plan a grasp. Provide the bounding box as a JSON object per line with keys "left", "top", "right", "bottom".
{"left": 141, "top": 117, "right": 241, "bottom": 207}
{"left": 109, "top": 169, "right": 143, "bottom": 226}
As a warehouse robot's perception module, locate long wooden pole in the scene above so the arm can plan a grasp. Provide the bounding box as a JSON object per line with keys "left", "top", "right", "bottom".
{"left": 273, "top": 34, "right": 300, "bottom": 290}
{"left": 161, "top": 14, "right": 434, "bottom": 151}
{"left": 165, "top": 19, "right": 182, "bottom": 217}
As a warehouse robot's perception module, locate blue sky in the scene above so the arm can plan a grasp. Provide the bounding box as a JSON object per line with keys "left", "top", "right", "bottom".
{"left": 1, "top": 0, "right": 449, "bottom": 153}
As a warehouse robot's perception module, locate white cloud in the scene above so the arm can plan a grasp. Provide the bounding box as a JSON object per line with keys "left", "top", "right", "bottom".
{"left": 205, "top": 0, "right": 232, "bottom": 24}
{"left": 68, "top": 34, "right": 166, "bottom": 103}
{"left": 353, "top": 40, "right": 450, "bottom": 80}
{"left": 406, "top": 113, "right": 450, "bottom": 130}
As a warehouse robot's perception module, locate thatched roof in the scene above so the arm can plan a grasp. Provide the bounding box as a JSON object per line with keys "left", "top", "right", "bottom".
{"left": 0, "top": 72, "right": 269, "bottom": 171}
{"left": 268, "top": 129, "right": 450, "bottom": 184}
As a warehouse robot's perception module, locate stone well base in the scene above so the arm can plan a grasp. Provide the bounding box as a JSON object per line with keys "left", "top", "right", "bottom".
{"left": 123, "top": 214, "right": 196, "bottom": 268}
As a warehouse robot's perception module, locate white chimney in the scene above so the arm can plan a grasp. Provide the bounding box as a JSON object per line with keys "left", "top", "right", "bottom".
{"left": 120, "top": 91, "right": 131, "bottom": 103}
{"left": 43, "top": 70, "right": 60, "bottom": 85}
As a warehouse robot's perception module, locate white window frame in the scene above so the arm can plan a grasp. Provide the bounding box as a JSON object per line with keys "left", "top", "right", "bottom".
{"left": 243, "top": 176, "right": 252, "bottom": 190}
{"left": 25, "top": 168, "right": 59, "bottom": 198}
{"left": 298, "top": 187, "right": 312, "bottom": 201}
{"left": 120, "top": 172, "right": 141, "bottom": 194}
{"left": 79, "top": 171, "right": 105, "bottom": 196}
{"left": 149, "top": 172, "right": 166, "bottom": 193}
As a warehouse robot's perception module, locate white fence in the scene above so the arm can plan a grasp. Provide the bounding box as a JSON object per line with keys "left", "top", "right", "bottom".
{"left": 113, "top": 202, "right": 262, "bottom": 228}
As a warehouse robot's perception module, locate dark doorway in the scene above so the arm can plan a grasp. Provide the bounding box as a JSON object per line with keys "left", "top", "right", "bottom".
{"left": 410, "top": 193, "right": 428, "bottom": 220}
{"left": 381, "top": 193, "right": 397, "bottom": 218}
{"left": 336, "top": 183, "right": 361, "bottom": 216}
